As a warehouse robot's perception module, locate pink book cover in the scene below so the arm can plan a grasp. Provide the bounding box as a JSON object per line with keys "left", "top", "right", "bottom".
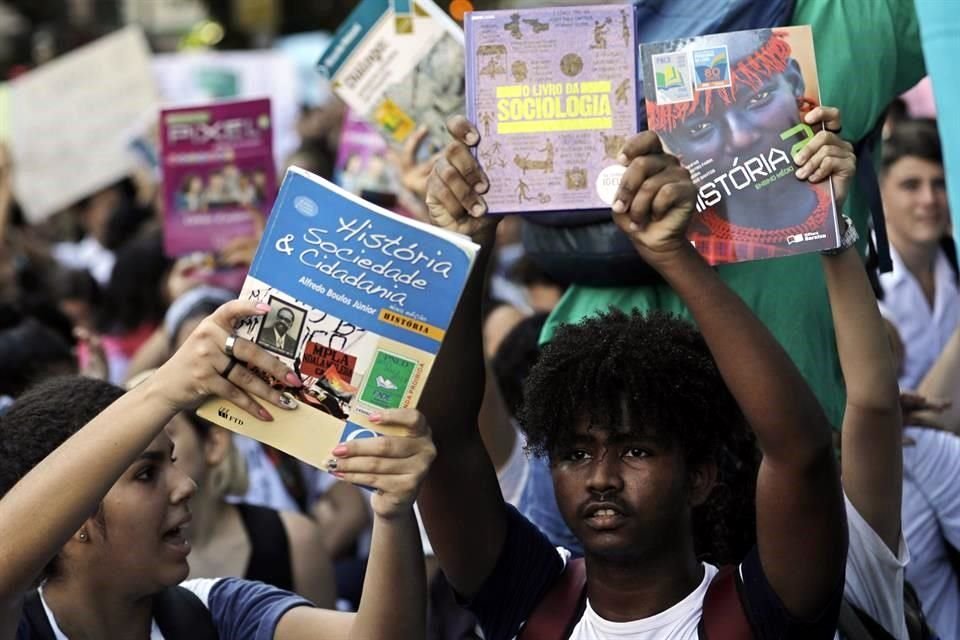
{"left": 160, "top": 97, "right": 276, "bottom": 258}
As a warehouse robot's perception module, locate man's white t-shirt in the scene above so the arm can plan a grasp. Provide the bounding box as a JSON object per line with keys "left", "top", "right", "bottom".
{"left": 567, "top": 565, "right": 718, "bottom": 640}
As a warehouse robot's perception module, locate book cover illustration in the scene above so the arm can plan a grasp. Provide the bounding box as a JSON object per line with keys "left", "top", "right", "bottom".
{"left": 640, "top": 26, "right": 841, "bottom": 265}
{"left": 464, "top": 5, "right": 638, "bottom": 214}
{"left": 160, "top": 97, "right": 276, "bottom": 258}
{"left": 317, "top": 0, "right": 465, "bottom": 162}
{"left": 197, "top": 167, "right": 479, "bottom": 469}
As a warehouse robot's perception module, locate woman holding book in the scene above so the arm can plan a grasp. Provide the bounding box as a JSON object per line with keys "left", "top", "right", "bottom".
{"left": 0, "top": 299, "right": 434, "bottom": 640}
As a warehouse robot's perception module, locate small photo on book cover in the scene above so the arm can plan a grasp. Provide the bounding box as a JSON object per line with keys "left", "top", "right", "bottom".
{"left": 640, "top": 26, "right": 842, "bottom": 265}
{"left": 464, "top": 5, "right": 638, "bottom": 215}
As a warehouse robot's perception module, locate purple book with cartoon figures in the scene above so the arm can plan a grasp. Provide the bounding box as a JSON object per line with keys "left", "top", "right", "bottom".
{"left": 160, "top": 98, "right": 276, "bottom": 258}
{"left": 464, "top": 5, "right": 638, "bottom": 215}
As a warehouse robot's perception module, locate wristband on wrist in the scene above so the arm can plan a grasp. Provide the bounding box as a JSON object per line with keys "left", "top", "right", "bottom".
{"left": 821, "top": 214, "right": 858, "bottom": 256}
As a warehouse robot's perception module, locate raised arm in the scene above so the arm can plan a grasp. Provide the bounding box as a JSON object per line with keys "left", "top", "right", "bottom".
{"left": 610, "top": 129, "right": 846, "bottom": 619}
{"left": 0, "top": 301, "right": 299, "bottom": 632}
{"left": 277, "top": 409, "right": 435, "bottom": 640}
{"left": 415, "top": 116, "right": 511, "bottom": 598}
{"left": 916, "top": 326, "right": 960, "bottom": 432}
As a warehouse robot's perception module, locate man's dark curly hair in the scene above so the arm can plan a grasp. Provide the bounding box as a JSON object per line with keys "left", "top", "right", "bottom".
{"left": 520, "top": 308, "right": 758, "bottom": 565}
{"left": 0, "top": 376, "right": 125, "bottom": 497}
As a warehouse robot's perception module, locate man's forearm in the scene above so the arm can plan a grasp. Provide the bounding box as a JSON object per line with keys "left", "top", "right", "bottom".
{"left": 649, "top": 246, "right": 834, "bottom": 460}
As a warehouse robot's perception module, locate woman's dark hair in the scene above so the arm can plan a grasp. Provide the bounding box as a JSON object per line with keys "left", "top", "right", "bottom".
{"left": 520, "top": 309, "right": 758, "bottom": 565}
{"left": 95, "top": 230, "right": 172, "bottom": 335}
{"left": 0, "top": 307, "right": 77, "bottom": 398}
{"left": 882, "top": 118, "right": 942, "bottom": 173}
{"left": 0, "top": 376, "right": 124, "bottom": 579}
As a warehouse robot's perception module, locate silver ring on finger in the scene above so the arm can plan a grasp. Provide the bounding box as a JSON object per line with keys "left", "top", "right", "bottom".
{"left": 224, "top": 334, "right": 238, "bottom": 358}
{"left": 219, "top": 355, "right": 240, "bottom": 380}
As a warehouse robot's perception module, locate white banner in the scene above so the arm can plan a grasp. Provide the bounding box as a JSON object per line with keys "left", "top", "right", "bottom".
{"left": 10, "top": 27, "right": 159, "bottom": 223}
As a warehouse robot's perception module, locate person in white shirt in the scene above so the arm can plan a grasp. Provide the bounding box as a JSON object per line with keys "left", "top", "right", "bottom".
{"left": 877, "top": 119, "right": 958, "bottom": 392}
{"left": 877, "top": 119, "right": 960, "bottom": 635}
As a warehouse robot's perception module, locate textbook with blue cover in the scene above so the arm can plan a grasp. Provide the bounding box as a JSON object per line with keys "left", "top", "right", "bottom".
{"left": 198, "top": 167, "right": 479, "bottom": 468}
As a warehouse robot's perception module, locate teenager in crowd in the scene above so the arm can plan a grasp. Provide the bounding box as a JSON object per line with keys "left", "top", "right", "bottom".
{"left": 160, "top": 407, "right": 337, "bottom": 608}
{"left": 338, "top": 111, "right": 859, "bottom": 638}
{"left": 0, "top": 299, "right": 434, "bottom": 639}
{"left": 877, "top": 119, "right": 957, "bottom": 391}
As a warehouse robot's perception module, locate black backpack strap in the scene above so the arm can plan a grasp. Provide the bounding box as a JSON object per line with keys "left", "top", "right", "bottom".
{"left": 698, "top": 566, "right": 754, "bottom": 640}
{"left": 153, "top": 585, "right": 219, "bottom": 640}
{"left": 236, "top": 504, "right": 295, "bottom": 591}
{"left": 518, "top": 557, "right": 587, "bottom": 640}
{"left": 853, "top": 116, "right": 893, "bottom": 274}
{"left": 839, "top": 598, "right": 899, "bottom": 640}
{"left": 21, "top": 591, "right": 58, "bottom": 640}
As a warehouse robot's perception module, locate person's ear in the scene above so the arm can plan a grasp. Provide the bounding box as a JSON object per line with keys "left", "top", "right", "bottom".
{"left": 204, "top": 426, "right": 232, "bottom": 467}
{"left": 785, "top": 59, "right": 806, "bottom": 98}
{"left": 688, "top": 460, "right": 718, "bottom": 507}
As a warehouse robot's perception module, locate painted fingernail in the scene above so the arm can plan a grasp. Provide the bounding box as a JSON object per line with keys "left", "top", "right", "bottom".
{"left": 285, "top": 372, "right": 303, "bottom": 387}
{"left": 464, "top": 131, "right": 479, "bottom": 145}
{"left": 278, "top": 393, "right": 298, "bottom": 410}
{"left": 332, "top": 445, "right": 349, "bottom": 457}
{"left": 472, "top": 202, "right": 486, "bottom": 216}
{"left": 368, "top": 412, "right": 383, "bottom": 423}
{"left": 256, "top": 303, "right": 271, "bottom": 312}
{"left": 612, "top": 200, "right": 626, "bottom": 214}
{"left": 617, "top": 153, "right": 629, "bottom": 165}
{"left": 258, "top": 407, "right": 274, "bottom": 421}
{"left": 332, "top": 471, "right": 345, "bottom": 479}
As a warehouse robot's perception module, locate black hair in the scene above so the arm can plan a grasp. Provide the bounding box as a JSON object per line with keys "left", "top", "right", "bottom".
{"left": 882, "top": 118, "right": 942, "bottom": 173}
{"left": 95, "top": 229, "right": 172, "bottom": 334}
{"left": 168, "top": 300, "right": 222, "bottom": 351}
{"left": 0, "top": 376, "right": 124, "bottom": 579}
{"left": 491, "top": 312, "right": 548, "bottom": 418}
{"left": 0, "top": 309, "right": 77, "bottom": 398}
{"left": 183, "top": 411, "right": 214, "bottom": 440}
{"left": 520, "top": 309, "right": 758, "bottom": 564}
{"left": 506, "top": 255, "right": 563, "bottom": 289}
{"left": 0, "top": 376, "right": 124, "bottom": 496}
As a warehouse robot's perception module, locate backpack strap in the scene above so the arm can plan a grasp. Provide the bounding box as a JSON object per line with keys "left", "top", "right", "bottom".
{"left": 21, "top": 591, "right": 58, "bottom": 640}
{"left": 518, "top": 557, "right": 587, "bottom": 640}
{"left": 153, "top": 585, "right": 219, "bottom": 640}
{"left": 698, "top": 565, "right": 753, "bottom": 640}
{"left": 853, "top": 115, "right": 893, "bottom": 274}
{"left": 838, "top": 597, "right": 899, "bottom": 640}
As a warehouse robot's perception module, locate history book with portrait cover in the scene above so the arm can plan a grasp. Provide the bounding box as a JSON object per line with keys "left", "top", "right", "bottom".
{"left": 317, "top": 0, "right": 465, "bottom": 163}
{"left": 639, "top": 26, "right": 842, "bottom": 264}
{"left": 464, "top": 5, "right": 639, "bottom": 214}
{"left": 197, "top": 167, "right": 479, "bottom": 469}
{"left": 159, "top": 97, "right": 276, "bottom": 258}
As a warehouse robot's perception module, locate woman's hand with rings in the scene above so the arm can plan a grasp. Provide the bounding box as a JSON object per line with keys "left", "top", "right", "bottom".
{"left": 146, "top": 300, "right": 304, "bottom": 420}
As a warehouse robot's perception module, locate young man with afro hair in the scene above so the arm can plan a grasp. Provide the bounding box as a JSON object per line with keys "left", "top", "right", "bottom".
{"left": 397, "top": 109, "right": 854, "bottom": 639}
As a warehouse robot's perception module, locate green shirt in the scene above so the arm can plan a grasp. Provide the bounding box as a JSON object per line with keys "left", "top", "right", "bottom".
{"left": 540, "top": 0, "right": 925, "bottom": 427}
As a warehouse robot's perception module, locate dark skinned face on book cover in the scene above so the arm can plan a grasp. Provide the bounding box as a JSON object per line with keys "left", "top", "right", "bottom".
{"left": 656, "top": 31, "right": 811, "bottom": 229}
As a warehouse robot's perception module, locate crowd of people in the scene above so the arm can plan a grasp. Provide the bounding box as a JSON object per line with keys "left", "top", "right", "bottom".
{"left": 0, "top": 1, "right": 958, "bottom": 639}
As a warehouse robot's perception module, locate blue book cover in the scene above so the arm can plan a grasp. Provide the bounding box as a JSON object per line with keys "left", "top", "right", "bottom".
{"left": 198, "top": 167, "right": 479, "bottom": 468}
